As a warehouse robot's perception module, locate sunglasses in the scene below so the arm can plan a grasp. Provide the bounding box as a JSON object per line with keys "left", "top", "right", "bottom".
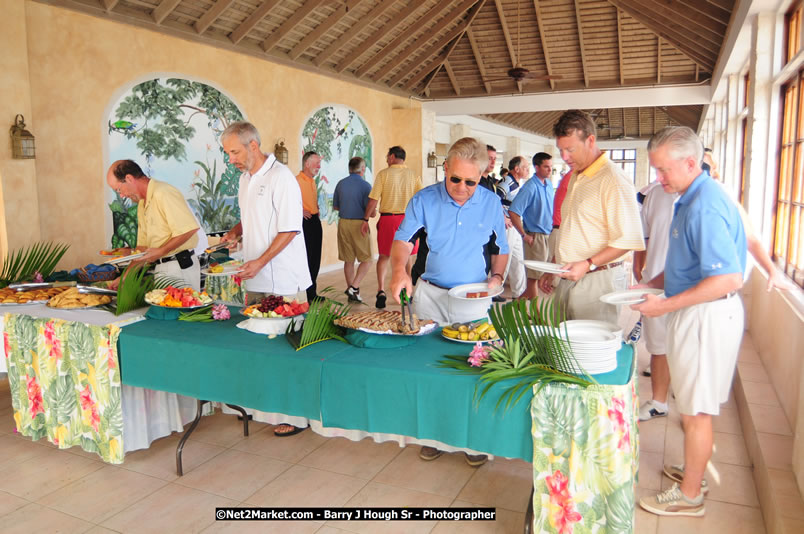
{"left": 449, "top": 176, "right": 478, "bottom": 187}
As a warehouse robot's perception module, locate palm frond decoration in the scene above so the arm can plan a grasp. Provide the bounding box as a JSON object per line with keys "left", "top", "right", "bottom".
{"left": 0, "top": 242, "right": 70, "bottom": 288}
{"left": 437, "top": 298, "right": 596, "bottom": 412}
{"left": 110, "top": 264, "right": 185, "bottom": 315}
{"left": 286, "top": 287, "right": 351, "bottom": 350}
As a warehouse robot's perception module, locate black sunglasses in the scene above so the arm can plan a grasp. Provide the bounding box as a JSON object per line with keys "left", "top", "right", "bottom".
{"left": 449, "top": 176, "right": 478, "bottom": 187}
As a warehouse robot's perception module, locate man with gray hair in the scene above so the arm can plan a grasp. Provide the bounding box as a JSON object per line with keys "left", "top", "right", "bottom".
{"left": 390, "top": 136, "right": 509, "bottom": 467}
{"left": 634, "top": 126, "right": 746, "bottom": 517}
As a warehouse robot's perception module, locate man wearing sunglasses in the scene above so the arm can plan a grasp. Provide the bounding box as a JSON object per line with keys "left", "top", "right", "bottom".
{"left": 390, "top": 137, "right": 509, "bottom": 467}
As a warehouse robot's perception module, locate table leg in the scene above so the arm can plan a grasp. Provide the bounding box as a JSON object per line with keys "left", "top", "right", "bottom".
{"left": 225, "top": 404, "right": 250, "bottom": 436}
{"left": 523, "top": 485, "right": 534, "bottom": 534}
{"left": 176, "top": 399, "right": 208, "bottom": 476}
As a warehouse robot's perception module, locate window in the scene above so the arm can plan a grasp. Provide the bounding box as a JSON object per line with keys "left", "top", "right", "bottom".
{"left": 739, "top": 74, "right": 750, "bottom": 203}
{"left": 787, "top": 4, "right": 802, "bottom": 64}
{"left": 606, "top": 149, "right": 637, "bottom": 183}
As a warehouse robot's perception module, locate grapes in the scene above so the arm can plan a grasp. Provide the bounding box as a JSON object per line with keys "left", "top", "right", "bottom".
{"left": 257, "top": 295, "right": 286, "bottom": 313}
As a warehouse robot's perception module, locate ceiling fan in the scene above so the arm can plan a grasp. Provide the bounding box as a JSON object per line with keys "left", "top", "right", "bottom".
{"left": 481, "top": 1, "right": 562, "bottom": 84}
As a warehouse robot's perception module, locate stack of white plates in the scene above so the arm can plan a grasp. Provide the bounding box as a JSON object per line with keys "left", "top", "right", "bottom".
{"left": 555, "top": 320, "right": 622, "bottom": 374}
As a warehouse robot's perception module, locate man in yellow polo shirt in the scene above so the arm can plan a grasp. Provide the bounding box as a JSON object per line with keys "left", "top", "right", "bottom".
{"left": 296, "top": 151, "right": 323, "bottom": 302}
{"left": 538, "top": 111, "right": 644, "bottom": 323}
{"left": 105, "top": 159, "right": 200, "bottom": 290}
{"left": 361, "top": 146, "right": 422, "bottom": 308}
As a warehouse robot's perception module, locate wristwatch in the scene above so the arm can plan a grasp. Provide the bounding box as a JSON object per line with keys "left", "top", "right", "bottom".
{"left": 586, "top": 258, "right": 597, "bottom": 271}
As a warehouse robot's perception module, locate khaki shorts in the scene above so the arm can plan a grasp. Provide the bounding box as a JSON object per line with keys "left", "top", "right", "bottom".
{"left": 337, "top": 218, "right": 372, "bottom": 262}
{"left": 547, "top": 229, "right": 559, "bottom": 261}
{"left": 553, "top": 264, "right": 627, "bottom": 324}
{"left": 667, "top": 295, "right": 744, "bottom": 416}
{"left": 523, "top": 232, "right": 551, "bottom": 279}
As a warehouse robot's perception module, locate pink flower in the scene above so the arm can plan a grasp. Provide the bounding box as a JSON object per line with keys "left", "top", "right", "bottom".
{"left": 607, "top": 396, "right": 631, "bottom": 450}
{"left": 468, "top": 342, "right": 490, "bottom": 367}
{"left": 212, "top": 304, "right": 230, "bottom": 320}
{"left": 79, "top": 384, "right": 93, "bottom": 411}
{"left": 32, "top": 272, "right": 44, "bottom": 283}
{"left": 546, "top": 470, "right": 582, "bottom": 533}
{"left": 26, "top": 375, "right": 44, "bottom": 418}
{"left": 3, "top": 331, "right": 10, "bottom": 357}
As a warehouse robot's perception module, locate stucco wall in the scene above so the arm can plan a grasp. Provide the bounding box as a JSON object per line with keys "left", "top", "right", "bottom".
{"left": 13, "top": 1, "right": 422, "bottom": 270}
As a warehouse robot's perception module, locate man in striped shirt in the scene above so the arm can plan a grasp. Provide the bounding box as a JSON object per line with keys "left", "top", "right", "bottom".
{"left": 539, "top": 110, "right": 645, "bottom": 324}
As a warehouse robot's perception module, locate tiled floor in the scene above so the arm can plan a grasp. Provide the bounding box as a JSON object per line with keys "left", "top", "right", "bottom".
{"left": 0, "top": 266, "right": 767, "bottom": 533}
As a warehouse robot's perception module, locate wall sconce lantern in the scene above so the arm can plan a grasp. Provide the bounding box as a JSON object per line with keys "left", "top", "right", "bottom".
{"left": 427, "top": 151, "right": 437, "bottom": 168}
{"left": 10, "top": 115, "right": 35, "bottom": 159}
{"left": 274, "top": 138, "right": 289, "bottom": 165}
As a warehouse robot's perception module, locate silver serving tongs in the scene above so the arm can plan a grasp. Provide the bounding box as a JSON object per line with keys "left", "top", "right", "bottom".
{"left": 8, "top": 281, "right": 76, "bottom": 291}
{"left": 400, "top": 288, "right": 415, "bottom": 331}
{"left": 205, "top": 236, "right": 241, "bottom": 254}
{"left": 77, "top": 285, "right": 118, "bottom": 295}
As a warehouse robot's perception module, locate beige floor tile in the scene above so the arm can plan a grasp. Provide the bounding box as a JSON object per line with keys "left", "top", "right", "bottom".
{"left": 635, "top": 487, "right": 659, "bottom": 534}
{"left": 661, "top": 421, "right": 685, "bottom": 467}
{"left": 655, "top": 498, "right": 765, "bottom": 534}
{"left": 712, "top": 408, "right": 742, "bottom": 435}
{"left": 638, "top": 418, "right": 667, "bottom": 454}
{"left": 119, "top": 434, "right": 226, "bottom": 481}
{"left": 781, "top": 516, "right": 804, "bottom": 532}
{"left": 712, "top": 431, "right": 751, "bottom": 466}
{"left": 315, "top": 528, "right": 356, "bottom": 534}
{"left": 37, "top": 465, "right": 168, "bottom": 523}
{"left": 372, "top": 446, "right": 476, "bottom": 499}
{"left": 0, "top": 489, "right": 28, "bottom": 516}
{"left": 245, "top": 464, "right": 366, "bottom": 508}
{"left": 457, "top": 458, "right": 532, "bottom": 513}
{"left": 777, "top": 493, "right": 804, "bottom": 520}
{"left": 741, "top": 382, "right": 781, "bottom": 407}
{"left": 176, "top": 448, "right": 291, "bottom": 501}
{"left": 737, "top": 362, "right": 770, "bottom": 383}
{"left": 0, "top": 433, "right": 52, "bottom": 470}
{"left": 430, "top": 499, "right": 525, "bottom": 533}
{"left": 748, "top": 404, "right": 793, "bottom": 436}
{"left": 0, "top": 502, "right": 94, "bottom": 534}
{"left": 638, "top": 450, "right": 665, "bottom": 490}
{"left": 757, "top": 432, "right": 794, "bottom": 471}
{"left": 102, "top": 483, "right": 238, "bottom": 533}
{"left": 768, "top": 468, "right": 803, "bottom": 498}
{"left": 662, "top": 462, "right": 759, "bottom": 508}
{"left": 85, "top": 527, "right": 122, "bottom": 534}
{"left": 738, "top": 338, "right": 760, "bottom": 364}
{"left": 298, "top": 436, "right": 402, "bottom": 479}
{"left": 187, "top": 412, "right": 270, "bottom": 448}
{"left": 0, "top": 447, "right": 104, "bottom": 501}
{"left": 202, "top": 515, "right": 322, "bottom": 534}
{"left": 232, "top": 425, "right": 328, "bottom": 463}
{"left": 330, "top": 481, "right": 452, "bottom": 534}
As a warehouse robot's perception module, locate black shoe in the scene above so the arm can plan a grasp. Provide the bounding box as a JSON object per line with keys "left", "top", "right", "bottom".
{"left": 492, "top": 295, "right": 506, "bottom": 302}
{"left": 376, "top": 291, "right": 386, "bottom": 308}
{"left": 346, "top": 286, "right": 363, "bottom": 303}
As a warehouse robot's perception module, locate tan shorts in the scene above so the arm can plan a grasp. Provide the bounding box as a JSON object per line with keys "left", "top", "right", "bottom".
{"left": 553, "top": 264, "right": 627, "bottom": 324}
{"left": 523, "top": 232, "right": 551, "bottom": 279}
{"left": 547, "top": 229, "right": 559, "bottom": 260}
{"left": 667, "top": 295, "right": 744, "bottom": 416}
{"left": 337, "top": 218, "right": 372, "bottom": 262}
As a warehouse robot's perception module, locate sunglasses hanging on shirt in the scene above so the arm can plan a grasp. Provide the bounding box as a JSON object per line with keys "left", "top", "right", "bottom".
{"left": 449, "top": 176, "right": 478, "bottom": 187}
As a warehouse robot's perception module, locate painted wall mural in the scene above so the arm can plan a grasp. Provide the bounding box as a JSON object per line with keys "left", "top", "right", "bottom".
{"left": 105, "top": 78, "right": 245, "bottom": 247}
{"left": 300, "top": 105, "right": 373, "bottom": 225}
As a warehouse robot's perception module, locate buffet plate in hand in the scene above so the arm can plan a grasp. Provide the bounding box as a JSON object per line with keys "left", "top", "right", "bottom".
{"left": 103, "top": 252, "right": 146, "bottom": 265}
{"left": 599, "top": 288, "right": 664, "bottom": 305}
{"left": 447, "top": 282, "right": 504, "bottom": 300}
{"left": 202, "top": 264, "right": 244, "bottom": 276}
{"left": 522, "top": 260, "right": 570, "bottom": 274}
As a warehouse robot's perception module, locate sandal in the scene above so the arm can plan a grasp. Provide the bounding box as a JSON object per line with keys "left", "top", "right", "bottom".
{"left": 274, "top": 424, "right": 308, "bottom": 437}
{"left": 376, "top": 291, "right": 386, "bottom": 309}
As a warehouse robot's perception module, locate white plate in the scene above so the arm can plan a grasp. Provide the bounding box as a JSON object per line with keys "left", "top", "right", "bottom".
{"left": 102, "top": 252, "right": 146, "bottom": 265}
{"left": 240, "top": 309, "right": 305, "bottom": 321}
{"left": 599, "top": 288, "right": 664, "bottom": 305}
{"left": 202, "top": 264, "right": 244, "bottom": 276}
{"left": 559, "top": 320, "right": 623, "bottom": 338}
{"left": 447, "top": 282, "right": 504, "bottom": 300}
{"left": 522, "top": 260, "right": 570, "bottom": 274}
{"left": 351, "top": 322, "right": 438, "bottom": 337}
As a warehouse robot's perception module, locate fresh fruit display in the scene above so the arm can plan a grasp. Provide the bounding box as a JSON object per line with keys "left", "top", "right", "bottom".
{"left": 243, "top": 296, "right": 309, "bottom": 318}
{"left": 208, "top": 263, "right": 224, "bottom": 273}
{"left": 442, "top": 321, "right": 498, "bottom": 341}
{"left": 145, "top": 286, "right": 213, "bottom": 308}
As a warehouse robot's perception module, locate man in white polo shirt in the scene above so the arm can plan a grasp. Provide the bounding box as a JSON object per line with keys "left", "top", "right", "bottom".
{"left": 221, "top": 121, "right": 312, "bottom": 437}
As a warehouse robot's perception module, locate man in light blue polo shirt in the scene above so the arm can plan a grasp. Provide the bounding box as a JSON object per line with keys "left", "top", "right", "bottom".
{"left": 633, "top": 127, "right": 746, "bottom": 518}
{"left": 390, "top": 136, "right": 509, "bottom": 468}
{"left": 510, "top": 152, "right": 554, "bottom": 298}
{"left": 333, "top": 157, "right": 374, "bottom": 302}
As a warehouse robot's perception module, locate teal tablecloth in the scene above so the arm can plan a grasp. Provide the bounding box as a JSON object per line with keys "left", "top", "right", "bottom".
{"left": 118, "top": 319, "right": 634, "bottom": 462}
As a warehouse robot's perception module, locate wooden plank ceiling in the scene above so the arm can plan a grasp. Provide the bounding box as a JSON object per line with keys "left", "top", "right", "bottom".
{"left": 54, "top": 0, "right": 734, "bottom": 139}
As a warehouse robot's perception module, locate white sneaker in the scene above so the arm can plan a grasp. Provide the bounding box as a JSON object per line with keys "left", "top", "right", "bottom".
{"left": 639, "top": 400, "right": 668, "bottom": 421}
{"left": 346, "top": 286, "right": 363, "bottom": 303}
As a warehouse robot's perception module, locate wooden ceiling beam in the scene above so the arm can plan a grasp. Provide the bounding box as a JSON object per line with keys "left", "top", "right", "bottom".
{"left": 152, "top": 0, "right": 181, "bottom": 24}
{"left": 262, "top": 0, "right": 327, "bottom": 52}
{"left": 370, "top": 0, "right": 478, "bottom": 82}
{"left": 334, "top": 0, "right": 429, "bottom": 73}
{"left": 657, "top": 36, "right": 662, "bottom": 83}
{"left": 229, "top": 0, "right": 282, "bottom": 45}
{"left": 444, "top": 60, "right": 461, "bottom": 96}
{"left": 616, "top": 7, "right": 624, "bottom": 85}
{"left": 466, "top": 28, "right": 492, "bottom": 94}
{"left": 673, "top": 0, "right": 730, "bottom": 24}
{"left": 100, "top": 0, "right": 119, "bottom": 12}
{"left": 387, "top": 0, "right": 486, "bottom": 87}
{"left": 313, "top": 0, "right": 395, "bottom": 67}
{"left": 195, "top": 0, "right": 236, "bottom": 34}
{"left": 662, "top": 105, "right": 700, "bottom": 127}
{"left": 494, "top": 0, "right": 523, "bottom": 93}
{"left": 619, "top": 0, "right": 725, "bottom": 48}
{"left": 533, "top": 0, "right": 555, "bottom": 90}
{"left": 573, "top": 0, "right": 589, "bottom": 88}
{"left": 289, "top": 0, "right": 365, "bottom": 60}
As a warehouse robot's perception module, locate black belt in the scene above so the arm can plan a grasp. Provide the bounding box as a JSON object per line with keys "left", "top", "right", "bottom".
{"left": 553, "top": 224, "right": 560, "bottom": 229}
{"left": 380, "top": 212, "right": 405, "bottom": 216}
{"left": 717, "top": 290, "right": 738, "bottom": 300}
{"left": 421, "top": 278, "right": 449, "bottom": 290}
{"left": 155, "top": 249, "right": 194, "bottom": 265}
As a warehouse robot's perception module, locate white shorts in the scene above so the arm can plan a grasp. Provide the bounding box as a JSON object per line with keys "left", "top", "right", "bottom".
{"left": 667, "top": 295, "right": 744, "bottom": 416}
{"left": 412, "top": 279, "right": 491, "bottom": 326}
{"left": 643, "top": 314, "right": 667, "bottom": 355}
{"left": 155, "top": 254, "right": 200, "bottom": 291}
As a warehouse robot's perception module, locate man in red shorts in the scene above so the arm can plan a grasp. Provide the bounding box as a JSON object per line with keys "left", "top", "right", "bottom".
{"left": 361, "top": 146, "right": 422, "bottom": 308}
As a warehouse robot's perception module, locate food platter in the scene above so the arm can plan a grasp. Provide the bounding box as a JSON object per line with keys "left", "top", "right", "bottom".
{"left": 599, "top": 288, "right": 664, "bottom": 305}
{"left": 334, "top": 310, "right": 437, "bottom": 336}
{"left": 146, "top": 299, "right": 209, "bottom": 310}
{"left": 239, "top": 309, "right": 305, "bottom": 321}
{"left": 447, "top": 282, "right": 504, "bottom": 300}
{"left": 441, "top": 330, "right": 495, "bottom": 344}
{"left": 202, "top": 264, "right": 243, "bottom": 276}
{"left": 522, "top": 260, "right": 570, "bottom": 274}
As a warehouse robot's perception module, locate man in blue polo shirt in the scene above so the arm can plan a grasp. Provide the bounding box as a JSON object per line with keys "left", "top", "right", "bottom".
{"left": 333, "top": 157, "right": 374, "bottom": 302}
{"left": 390, "top": 137, "right": 509, "bottom": 468}
{"left": 510, "top": 152, "right": 554, "bottom": 298}
{"left": 633, "top": 127, "right": 746, "bottom": 518}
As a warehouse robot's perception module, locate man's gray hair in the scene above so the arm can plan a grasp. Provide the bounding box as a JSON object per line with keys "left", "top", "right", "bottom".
{"left": 446, "top": 137, "right": 489, "bottom": 174}
{"left": 647, "top": 126, "right": 703, "bottom": 164}
{"left": 222, "top": 121, "right": 261, "bottom": 147}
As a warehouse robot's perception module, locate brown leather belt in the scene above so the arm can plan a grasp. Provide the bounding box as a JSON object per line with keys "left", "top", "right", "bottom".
{"left": 592, "top": 260, "right": 624, "bottom": 273}
{"left": 421, "top": 278, "right": 449, "bottom": 290}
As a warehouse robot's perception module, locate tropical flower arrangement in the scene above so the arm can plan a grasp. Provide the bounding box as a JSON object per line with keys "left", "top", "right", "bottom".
{"left": 0, "top": 241, "right": 70, "bottom": 288}
{"left": 285, "top": 287, "right": 351, "bottom": 350}
{"left": 438, "top": 298, "right": 596, "bottom": 411}
{"left": 178, "top": 303, "right": 231, "bottom": 322}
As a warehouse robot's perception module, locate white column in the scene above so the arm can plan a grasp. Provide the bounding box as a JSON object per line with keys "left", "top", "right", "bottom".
{"left": 449, "top": 123, "right": 472, "bottom": 144}
{"left": 421, "top": 109, "right": 438, "bottom": 186}
{"left": 506, "top": 137, "right": 522, "bottom": 165}
{"left": 724, "top": 74, "right": 740, "bottom": 194}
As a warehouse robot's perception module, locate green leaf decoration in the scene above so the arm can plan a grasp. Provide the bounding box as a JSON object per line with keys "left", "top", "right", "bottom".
{"left": 0, "top": 241, "right": 70, "bottom": 288}
{"left": 50, "top": 374, "right": 77, "bottom": 425}
{"left": 66, "top": 324, "right": 94, "bottom": 367}
{"left": 604, "top": 484, "right": 635, "bottom": 533}
{"left": 111, "top": 264, "right": 185, "bottom": 315}
{"left": 286, "top": 287, "right": 351, "bottom": 350}
{"left": 14, "top": 315, "right": 37, "bottom": 355}
{"left": 532, "top": 391, "right": 589, "bottom": 456}
{"left": 105, "top": 389, "right": 124, "bottom": 437}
